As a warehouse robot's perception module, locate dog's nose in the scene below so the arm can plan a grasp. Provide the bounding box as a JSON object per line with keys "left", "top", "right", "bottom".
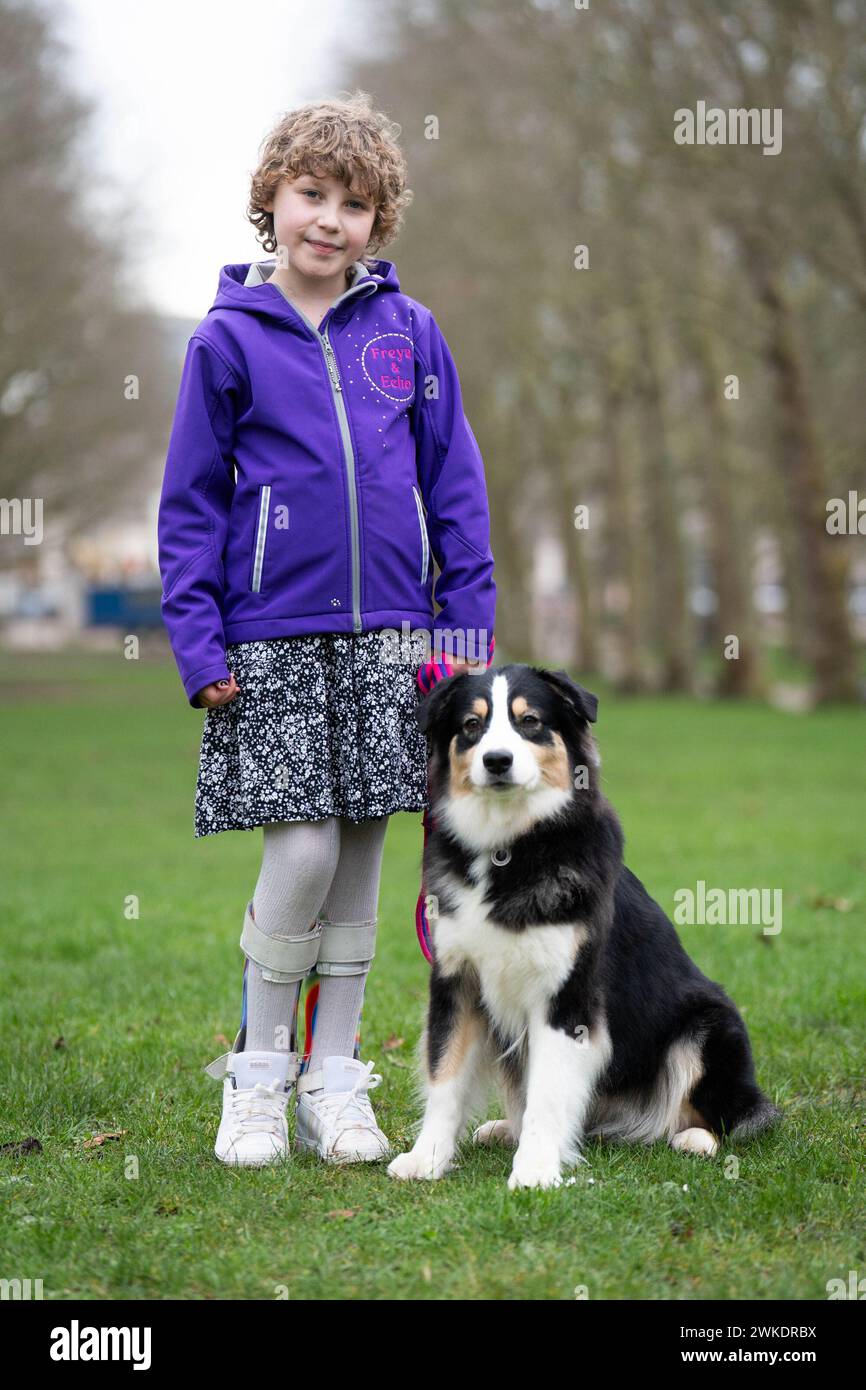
{"left": 482, "top": 750, "right": 513, "bottom": 775}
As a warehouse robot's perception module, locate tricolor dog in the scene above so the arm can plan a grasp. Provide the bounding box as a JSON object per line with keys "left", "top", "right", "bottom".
{"left": 387, "top": 665, "right": 781, "bottom": 1191}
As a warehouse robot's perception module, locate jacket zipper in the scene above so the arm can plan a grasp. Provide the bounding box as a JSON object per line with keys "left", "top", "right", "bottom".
{"left": 320, "top": 324, "right": 362, "bottom": 633}
{"left": 267, "top": 275, "right": 376, "bottom": 632}
{"left": 250, "top": 484, "right": 271, "bottom": 592}
{"left": 412, "top": 484, "right": 429, "bottom": 585}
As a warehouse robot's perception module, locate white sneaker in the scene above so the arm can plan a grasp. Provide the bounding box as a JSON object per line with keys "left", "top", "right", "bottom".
{"left": 295, "top": 1056, "right": 392, "bottom": 1163}
{"left": 213, "top": 1049, "right": 296, "bottom": 1168}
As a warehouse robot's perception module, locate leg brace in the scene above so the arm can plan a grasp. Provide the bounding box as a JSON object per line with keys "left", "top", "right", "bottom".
{"left": 203, "top": 908, "right": 378, "bottom": 1083}
{"left": 238, "top": 902, "right": 377, "bottom": 981}
{"left": 239, "top": 899, "right": 323, "bottom": 983}
{"left": 294, "top": 919, "right": 377, "bottom": 1094}
{"left": 314, "top": 917, "right": 377, "bottom": 976}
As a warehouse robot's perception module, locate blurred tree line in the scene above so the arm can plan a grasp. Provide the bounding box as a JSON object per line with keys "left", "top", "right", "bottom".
{"left": 2, "top": 0, "right": 863, "bottom": 704}
{"left": 356, "top": 0, "right": 866, "bottom": 702}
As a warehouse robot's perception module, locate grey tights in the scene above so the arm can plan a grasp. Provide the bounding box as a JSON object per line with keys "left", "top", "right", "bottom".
{"left": 241, "top": 816, "right": 389, "bottom": 1078}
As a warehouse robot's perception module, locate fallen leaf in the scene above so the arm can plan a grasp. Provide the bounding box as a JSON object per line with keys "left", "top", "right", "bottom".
{"left": 83, "top": 1131, "right": 128, "bottom": 1149}
{"left": 808, "top": 894, "right": 855, "bottom": 912}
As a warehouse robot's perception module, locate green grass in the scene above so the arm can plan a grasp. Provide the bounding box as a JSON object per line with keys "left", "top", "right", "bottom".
{"left": 1, "top": 648, "right": 863, "bottom": 1300}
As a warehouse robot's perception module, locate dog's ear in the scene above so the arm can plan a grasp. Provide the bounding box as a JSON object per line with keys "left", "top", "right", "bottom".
{"left": 534, "top": 667, "right": 598, "bottom": 724}
{"left": 416, "top": 673, "right": 463, "bottom": 736}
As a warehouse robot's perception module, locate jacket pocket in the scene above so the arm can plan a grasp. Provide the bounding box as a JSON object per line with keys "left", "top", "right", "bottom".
{"left": 249, "top": 484, "right": 271, "bottom": 592}
{"left": 412, "top": 484, "right": 430, "bottom": 586}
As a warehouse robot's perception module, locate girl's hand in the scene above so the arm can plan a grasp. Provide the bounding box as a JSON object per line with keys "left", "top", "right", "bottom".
{"left": 194, "top": 674, "right": 242, "bottom": 708}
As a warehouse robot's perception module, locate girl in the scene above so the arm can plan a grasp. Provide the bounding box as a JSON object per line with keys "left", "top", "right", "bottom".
{"left": 157, "top": 92, "right": 496, "bottom": 1168}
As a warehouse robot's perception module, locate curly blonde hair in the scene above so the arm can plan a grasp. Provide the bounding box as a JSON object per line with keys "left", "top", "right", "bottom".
{"left": 247, "top": 90, "right": 413, "bottom": 263}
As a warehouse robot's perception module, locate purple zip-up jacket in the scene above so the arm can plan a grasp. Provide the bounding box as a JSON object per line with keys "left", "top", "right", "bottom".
{"left": 157, "top": 256, "right": 496, "bottom": 706}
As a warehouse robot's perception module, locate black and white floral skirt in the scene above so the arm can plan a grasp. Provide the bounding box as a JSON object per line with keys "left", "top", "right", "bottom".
{"left": 194, "top": 631, "right": 430, "bottom": 836}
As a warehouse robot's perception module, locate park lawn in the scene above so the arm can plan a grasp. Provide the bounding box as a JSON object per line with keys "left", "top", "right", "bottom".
{"left": 1, "top": 649, "right": 863, "bottom": 1301}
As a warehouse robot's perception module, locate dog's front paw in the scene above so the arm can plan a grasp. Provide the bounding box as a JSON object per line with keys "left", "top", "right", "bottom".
{"left": 473, "top": 1119, "right": 516, "bottom": 1147}
{"left": 507, "top": 1152, "right": 563, "bottom": 1191}
{"left": 387, "top": 1147, "right": 454, "bottom": 1181}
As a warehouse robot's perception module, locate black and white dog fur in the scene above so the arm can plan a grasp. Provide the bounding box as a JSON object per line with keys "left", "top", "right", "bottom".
{"left": 387, "top": 664, "right": 781, "bottom": 1191}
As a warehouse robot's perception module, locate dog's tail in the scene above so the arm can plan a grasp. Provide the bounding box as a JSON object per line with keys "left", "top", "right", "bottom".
{"left": 729, "top": 1095, "right": 783, "bottom": 1140}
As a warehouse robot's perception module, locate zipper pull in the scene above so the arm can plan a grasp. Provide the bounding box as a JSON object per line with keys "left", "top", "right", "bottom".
{"left": 322, "top": 336, "right": 343, "bottom": 392}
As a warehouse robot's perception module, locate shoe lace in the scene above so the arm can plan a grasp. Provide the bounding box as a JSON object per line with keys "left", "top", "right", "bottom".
{"left": 315, "top": 1061, "right": 383, "bottom": 1133}
{"left": 229, "top": 1079, "right": 288, "bottom": 1138}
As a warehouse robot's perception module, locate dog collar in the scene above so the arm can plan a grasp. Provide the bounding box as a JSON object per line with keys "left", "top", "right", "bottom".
{"left": 491, "top": 847, "right": 512, "bottom": 866}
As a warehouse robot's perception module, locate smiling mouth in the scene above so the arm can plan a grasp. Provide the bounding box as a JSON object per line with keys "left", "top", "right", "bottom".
{"left": 308, "top": 239, "right": 341, "bottom": 251}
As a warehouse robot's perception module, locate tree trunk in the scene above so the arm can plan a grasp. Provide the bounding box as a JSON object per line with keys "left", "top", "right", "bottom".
{"left": 633, "top": 301, "right": 692, "bottom": 692}
{"left": 741, "top": 233, "right": 858, "bottom": 702}
{"left": 683, "top": 307, "right": 763, "bottom": 696}
{"left": 597, "top": 352, "right": 642, "bottom": 690}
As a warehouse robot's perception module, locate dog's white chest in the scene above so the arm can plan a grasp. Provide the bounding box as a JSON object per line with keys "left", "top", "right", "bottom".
{"left": 432, "top": 858, "right": 582, "bottom": 1041}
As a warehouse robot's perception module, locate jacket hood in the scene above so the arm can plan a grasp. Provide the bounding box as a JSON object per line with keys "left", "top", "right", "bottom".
{"left": 207, "top": 256, "right": 402, "bottom": 324}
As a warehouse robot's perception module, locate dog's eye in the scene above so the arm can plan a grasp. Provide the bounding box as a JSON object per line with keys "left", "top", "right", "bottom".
{"left": 521, "top": 714, "right": 541, "bottom": 729}
{"left": 463, "top": 716, "right": 481, "bottom": 735}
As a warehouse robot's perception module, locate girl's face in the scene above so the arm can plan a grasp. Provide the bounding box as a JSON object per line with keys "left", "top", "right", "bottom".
{"left": 264, "top": 168, "right": 378, "bottom": 284}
